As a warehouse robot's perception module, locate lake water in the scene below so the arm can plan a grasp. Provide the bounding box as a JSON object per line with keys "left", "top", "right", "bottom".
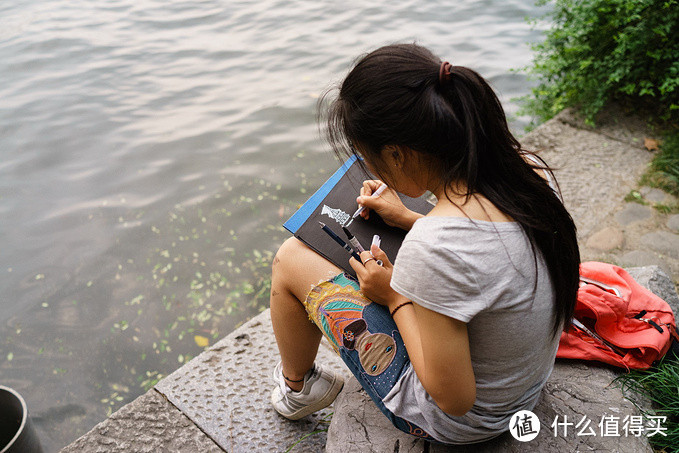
{"left": 0, "top": 0, "right": 549, "bottom": 450}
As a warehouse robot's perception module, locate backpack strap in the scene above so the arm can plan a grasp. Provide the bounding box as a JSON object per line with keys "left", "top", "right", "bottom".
{"left": 522, "top": 153, "right": 563, "bottom": 202}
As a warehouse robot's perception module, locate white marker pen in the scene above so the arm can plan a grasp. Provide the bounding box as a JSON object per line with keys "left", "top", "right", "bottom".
{"left": 370, "top": 234, "right": 383, "bottom": 265}
{"left": 371, "top": 234, "right": 381, "bottom": 251}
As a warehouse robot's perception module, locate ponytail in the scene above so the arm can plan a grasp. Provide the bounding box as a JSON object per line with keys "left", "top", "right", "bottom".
{"left": 323, "top": 43, "right": 580, "bottom": 338}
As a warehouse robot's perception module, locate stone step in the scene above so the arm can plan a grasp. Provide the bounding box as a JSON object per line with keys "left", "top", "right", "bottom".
{"left": 59, "top": 389, "right": 223, "bottom": 453}
{"left": 153, "top": 311, "right": 352, "bottom": 452}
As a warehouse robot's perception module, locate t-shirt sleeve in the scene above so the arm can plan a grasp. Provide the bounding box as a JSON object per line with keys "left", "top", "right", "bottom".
{"left": 390, "top": 238, "right": 486, "bottom": 323}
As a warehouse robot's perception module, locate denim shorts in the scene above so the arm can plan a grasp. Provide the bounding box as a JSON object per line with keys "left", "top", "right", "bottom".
{"left": 303, "top": 272, "right": 436, "bottom": 441}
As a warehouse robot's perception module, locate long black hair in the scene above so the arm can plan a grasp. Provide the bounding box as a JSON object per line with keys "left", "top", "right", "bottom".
{"left": 322, "top": 43, "right": 580, "bottom": 338}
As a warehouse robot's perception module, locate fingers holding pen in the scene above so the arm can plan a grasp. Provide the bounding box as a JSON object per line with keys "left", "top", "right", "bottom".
{"left": 362, "top": 179, "right": 384, "bottom": 195}
{"left": 359, "top": 180, "right": 377, "bottom": 219}
{"left": 359, "top": 185, "right": 370, "bottom": 220}
{"left": 351, "top": 250, "right": 395, "bottom": 306}
{"left": 358, "top": 180, "right": 387, "bottom": 220}
{"left": 369, "top": 244, "right": 392, "bottom": 268}
{"left": 349, "top": 249, "right": 385, "bottom": 275}
{"left": 359, "top": 249, "right": 392, "bottom": 272}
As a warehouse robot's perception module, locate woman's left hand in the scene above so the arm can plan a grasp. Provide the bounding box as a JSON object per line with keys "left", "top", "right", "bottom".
{"left": 349, "top": 245, "right": 408, "bottom": 309}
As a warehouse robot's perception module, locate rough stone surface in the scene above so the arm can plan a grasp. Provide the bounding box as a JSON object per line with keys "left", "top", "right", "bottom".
{"left": 640, "top": 186, "right": 668, "bottom": 204}
{"left": 618, "top": 251, "right": 671, "bottom": 278}
{"left": 639, "top": 186, "right": 653, "bottom": 197}
{"left": 627, "top": 266, "right": 679, "bottom": 315}
{"left": 585, "top": 226, "right": 624, "bottom": 251}
{"left": 327, "top": 265, "right": 679, "bottom": 453}
{"left": 326, "top": 363, "right": 652, "bottom": 453}
{"left": 59, "top": 390, "right": 223, "bottom": 453}
{"left": 325, "top": 378, "right": 425, "bottom": 453}
{"left": 521, "top": 117, "right": 651, "bottom": 240}
{"left": 668, "top": 214, "right": 679, "bottom": 232}
{"left": 615, "top": 203, "right": 653, "bottom": 226}
{"left": 555, "top": 106, "right": 653, "bottom": 149}
{"left": 640, "top": 231, "right": 679, "bottom": 259}
{"left": 154, "top": 310, "right": 351, "bottom": 453}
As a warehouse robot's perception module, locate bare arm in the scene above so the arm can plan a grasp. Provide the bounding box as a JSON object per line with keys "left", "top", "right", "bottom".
{"left": 350, "top": 248, "right": 476, "bottom": 416}
{"left": 390, "top": 301, "right": 476, "bottom": 416}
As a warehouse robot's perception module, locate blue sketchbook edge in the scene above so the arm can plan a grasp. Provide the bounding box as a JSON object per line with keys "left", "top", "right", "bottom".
{"left": 283, "top": 154, "right": 358, "bottom": 234}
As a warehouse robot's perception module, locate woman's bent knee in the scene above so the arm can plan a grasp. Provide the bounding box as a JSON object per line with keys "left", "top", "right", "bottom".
{"left": 272, "top": 237, "right": 306, "bottom": 276}
{"left": 272, "top": 237, "right": 342, "bottom": 301}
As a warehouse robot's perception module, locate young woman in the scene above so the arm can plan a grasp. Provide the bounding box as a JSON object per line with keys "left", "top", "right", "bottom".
{"left": 269, "top": 43, "right": 579, "bottom": 445}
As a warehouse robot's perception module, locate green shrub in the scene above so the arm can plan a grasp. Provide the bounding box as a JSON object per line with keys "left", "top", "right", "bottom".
{"left": 523, "top": 0, "right": 679, "bottom": 125}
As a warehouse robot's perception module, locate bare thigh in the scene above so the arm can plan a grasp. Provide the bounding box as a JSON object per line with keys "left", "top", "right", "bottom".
{"left": 273, "top": 237, "right": 344, "bottom": 302}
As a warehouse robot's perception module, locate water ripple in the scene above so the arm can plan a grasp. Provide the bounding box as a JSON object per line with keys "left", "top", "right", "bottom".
{"left": 0, "top": 0, "right": 550, "bottom": 450}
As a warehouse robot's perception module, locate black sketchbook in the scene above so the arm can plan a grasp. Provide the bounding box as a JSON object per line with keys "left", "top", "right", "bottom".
{"left": 283, "top": 155, "right": 434, "bottom": 278}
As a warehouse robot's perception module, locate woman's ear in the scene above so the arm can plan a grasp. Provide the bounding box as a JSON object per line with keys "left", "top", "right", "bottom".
{"left": 383, "top": 145, "right": 406, "bottom": 168}
{"left": 392, "top": 149, "right": 402, "bottom": 168}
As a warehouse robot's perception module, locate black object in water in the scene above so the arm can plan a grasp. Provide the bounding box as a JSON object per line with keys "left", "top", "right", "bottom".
{"left": 0, "top": 386, "right": 43, "bottom": 453}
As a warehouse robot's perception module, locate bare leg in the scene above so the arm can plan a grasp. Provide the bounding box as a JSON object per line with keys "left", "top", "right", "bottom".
{"left": 270, "top": 237, "right": 342, "bottom": 391}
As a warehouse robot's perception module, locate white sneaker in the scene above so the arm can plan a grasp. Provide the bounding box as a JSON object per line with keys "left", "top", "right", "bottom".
{"left": 270, "top": 361, "right": 344, "bottom": 420}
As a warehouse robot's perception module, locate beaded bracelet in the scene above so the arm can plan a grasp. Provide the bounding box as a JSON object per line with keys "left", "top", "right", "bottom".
{"left": 390, "top": 301, "right": 413, "bottom": 317}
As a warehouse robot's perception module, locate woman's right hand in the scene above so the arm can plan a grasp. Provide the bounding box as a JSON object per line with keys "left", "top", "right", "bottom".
{"left": 357, "top": 180, "right": 423, "bottom": 230}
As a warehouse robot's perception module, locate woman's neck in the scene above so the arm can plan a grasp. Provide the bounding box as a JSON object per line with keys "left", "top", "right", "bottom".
{"left": 428, "top": 185, "right": 515, "bottom": 222}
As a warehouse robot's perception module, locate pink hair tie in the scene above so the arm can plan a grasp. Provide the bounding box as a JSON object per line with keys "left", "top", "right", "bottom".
{"left": 438, "top": 61, "right": 452, "bottom": 86}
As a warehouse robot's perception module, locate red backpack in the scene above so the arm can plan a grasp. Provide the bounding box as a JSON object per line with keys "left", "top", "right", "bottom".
{"left": 557, "top": 261, "right": 678, "bottom": 370}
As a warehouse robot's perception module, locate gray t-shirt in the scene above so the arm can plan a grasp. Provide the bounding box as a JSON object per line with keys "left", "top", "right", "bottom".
{"left": 385, "top": 216, "right": 559, "bottom": 444}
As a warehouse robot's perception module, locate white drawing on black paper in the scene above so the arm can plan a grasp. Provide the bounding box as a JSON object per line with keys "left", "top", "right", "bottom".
{"left": 321, "top": 205, "right": 350, "bottom": 226}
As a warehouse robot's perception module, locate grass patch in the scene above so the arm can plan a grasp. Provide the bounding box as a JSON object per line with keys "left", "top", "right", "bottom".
{"left": 615, "top": 358, "right": 679, "bottom": 452}
{"left": 654, "top": 204, "right": 675, "bottom": 215}
{"left": 641, "top": 132, "right": 679, "bottom": 198}
{"left": 284, "top": 412, "right": 333, "bottom": 452}
{"left": 625, "top": 190, "right": 648, "bottom": 205}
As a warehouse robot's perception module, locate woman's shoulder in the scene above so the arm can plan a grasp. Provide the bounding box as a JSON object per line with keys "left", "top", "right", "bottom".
{"left": 426, "top": 193, "right": 515, "bottom": 223}
{"left": 399, "top": 216, "right": 531, "bottom": 275}
{"left": 407, "top": 215, "right": 523, "bottom": 242}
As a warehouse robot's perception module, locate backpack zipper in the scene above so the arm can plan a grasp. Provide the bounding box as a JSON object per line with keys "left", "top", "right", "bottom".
{"left": 571, "top": 318, "right": 626, "bottom": 357}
